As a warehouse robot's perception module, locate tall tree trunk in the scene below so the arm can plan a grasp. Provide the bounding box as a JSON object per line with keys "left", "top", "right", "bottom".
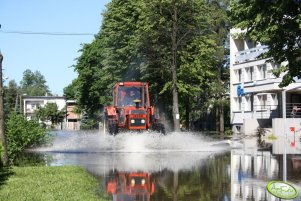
{"left": 0, "top": 52, "right": 8, "bottom": 166}
{"left": 217, "top": 59, "right": 225, "bottom": 135}
{"left": 185, "top": 98, "right": 190, "bottom": 131}
{"left": 216, "top": 107, "right": 219, "bottom": 133}
{"left": 171, "top": 0, "right": 180, "bottom": 131}
{"left": 220, "top": 104, "right": 225, "bottom": 135}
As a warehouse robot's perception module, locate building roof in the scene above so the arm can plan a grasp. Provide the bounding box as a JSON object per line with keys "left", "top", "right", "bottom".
{"left": 23, "top": 96, "right": 66, "bottom": 100}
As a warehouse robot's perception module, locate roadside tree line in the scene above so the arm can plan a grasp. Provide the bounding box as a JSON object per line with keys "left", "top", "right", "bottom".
{"left": 65, "top": 0, "right": 231, "bottom": 133}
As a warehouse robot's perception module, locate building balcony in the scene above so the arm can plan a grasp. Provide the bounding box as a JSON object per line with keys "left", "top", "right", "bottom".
{"left": 251, "top": 103, "right": 301, "bottom": 119}
{"left": 252, "top": 105, "right": 280, "bottom": 119}
{"left": 235, "top": 45, "right": 269, "bottom": 64}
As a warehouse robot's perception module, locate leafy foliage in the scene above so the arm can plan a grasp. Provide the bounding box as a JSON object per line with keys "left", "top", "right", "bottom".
{"left": 5, "top": 112, "right": 47, "bottom": 161}
{"left": 63, "top": 79, "right": 78, "bottom": 100}
{"left": 20, "top": 69, "right": 52, "bottom": 96}
{"left": 80, "top": 113, "right": 99, "bottom": 130}
{"left": 35, "top": 103, "right": 65, "bottom": 127}
{"left": 73, "top": 0, "right": 230, "bottom": 131}
{"left": 230, "top": 0, "right": 301, "bottom": 87}
{"left": 3, "top": 80, "right": 20, "bottom": 115}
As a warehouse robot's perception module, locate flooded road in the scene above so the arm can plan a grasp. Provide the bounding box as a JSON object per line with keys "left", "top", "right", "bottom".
{"left": 30, "top": 131, "right": 301, "bottom": 201}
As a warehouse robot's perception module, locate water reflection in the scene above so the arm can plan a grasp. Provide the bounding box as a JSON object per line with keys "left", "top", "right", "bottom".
{"left": 231, "top": 138, "right": 301, "bottom": 201}
{"left": 27, "top": 131, "right": 301, "bottom": 201}
{"left": 231, "top": 149, "right": 279, "bottom": 201}
{"left": 106, "top": 171, "right": 154, "bottom": 201}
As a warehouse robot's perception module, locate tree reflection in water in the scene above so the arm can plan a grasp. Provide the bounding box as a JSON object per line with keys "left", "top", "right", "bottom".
{"left": 104, "top": 153, "right": 231, "bottom": 201}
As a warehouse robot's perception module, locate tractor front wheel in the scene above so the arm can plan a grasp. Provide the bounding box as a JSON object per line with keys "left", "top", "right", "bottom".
{"left": 108, "top": 121, "right": 118, "bottom": 135}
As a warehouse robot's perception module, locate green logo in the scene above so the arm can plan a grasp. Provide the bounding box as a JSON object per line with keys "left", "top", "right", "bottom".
{"left": 266, "top": 181, "right": 299, "bottom": 200}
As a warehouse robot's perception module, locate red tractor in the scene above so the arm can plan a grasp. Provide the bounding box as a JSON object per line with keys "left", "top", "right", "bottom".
{"left": 106, "top": 171, "right": 155, "bottom": 201}
{"left": 104, "top": 82, "right": 165, "bottom": 135}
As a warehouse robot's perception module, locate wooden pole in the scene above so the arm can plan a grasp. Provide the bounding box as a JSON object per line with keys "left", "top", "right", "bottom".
{"left": 0, "top": 52, "right": 9, "bottom": 166}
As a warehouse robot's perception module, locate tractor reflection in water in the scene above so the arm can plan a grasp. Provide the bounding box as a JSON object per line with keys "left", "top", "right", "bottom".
{"left": 106, "top": 171, "right": 155, "bottom": 201}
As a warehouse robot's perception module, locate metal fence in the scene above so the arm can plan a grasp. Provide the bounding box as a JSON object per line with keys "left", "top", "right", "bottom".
{"left": 235, "top": 45, "right": 269, "bottom": 63}
{"left": 251, "top": 103, "right": 301, "bottom": 119}
{"left": 286, "top": 103, "right": 301, "bottom": 118}
{"left": 252, "top": 105, "right": 280, "bottom": 119}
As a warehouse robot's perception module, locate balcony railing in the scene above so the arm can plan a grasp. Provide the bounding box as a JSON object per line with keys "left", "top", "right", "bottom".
{"left": 250, "top": 103, "right": 301, "bottom": 119}
{"left": 252, "top": 105, "right": 280, "bottom": 119}
{"left": 286, "top": 103, "right": 301, "bottom": 118}
{"left": 235, "top": 45, "right": 269, "bottom": 63}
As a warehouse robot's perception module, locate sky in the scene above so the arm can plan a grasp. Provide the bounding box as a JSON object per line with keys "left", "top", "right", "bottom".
{"left": 0, "top": 0, "right": 111, "bottom": 95}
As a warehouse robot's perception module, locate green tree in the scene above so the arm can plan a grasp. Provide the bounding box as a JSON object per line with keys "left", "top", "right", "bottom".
{"left": 20, "top": 69, "right": 52, "bottom": 96}
{"left": 4, "top": 80, "right": 21, "bottom": 115}
{"left": 36, "top": 103, "right": 65, "bottom": 127}
{"left": 73, "top": 0, "right": 230, "bottom": 132}
{"left": 75, "top": 41, "right": 105, "bottom": 116}
{"left": 63, "top": 79, "right": 78, "bottom": 100}
{"left": 141, "top": 0, "right": 228, "bottom": 131}
{"left": 74, "top": 0, "right": 145, "bottom": 117}
{"left": 230, "top": 0, "right": 301, "bottom": 87}
{"left": 209, "top": 0, "right": 230, "bottom": 134}
{"left": 5, "top": 112, "right": 46, "bottom": 161}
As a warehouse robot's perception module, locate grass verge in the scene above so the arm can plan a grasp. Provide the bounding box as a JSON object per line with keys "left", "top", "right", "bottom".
{"left": 0, "top": 166, "right": 108, "bottom": 201}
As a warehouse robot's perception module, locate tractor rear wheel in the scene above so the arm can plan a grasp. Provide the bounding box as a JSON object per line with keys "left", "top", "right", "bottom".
{"left": 108, "top": 121, "right": 118, "bottom": 135}
{"left": 152, "top": 122, "right": 166, "bottom": 135}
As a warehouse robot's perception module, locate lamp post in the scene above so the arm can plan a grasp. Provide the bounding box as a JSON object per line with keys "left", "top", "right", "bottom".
{"left": 0, "top": 52, "right": 8, "bottom": 166}
{"left": 282, "top": 89, "right": 287, "bottom": 182}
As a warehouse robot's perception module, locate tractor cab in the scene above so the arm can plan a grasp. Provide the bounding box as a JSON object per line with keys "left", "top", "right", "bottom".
{"left": 114, "top": 82, "right": 149, "bottom": 108}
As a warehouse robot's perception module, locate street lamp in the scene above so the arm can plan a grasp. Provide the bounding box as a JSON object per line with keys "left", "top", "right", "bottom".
{"left": 282, "top": 84, "right": 301, "bottom": 182}
{"left": 282, "top": 89, "right": 287, "bottom": 182}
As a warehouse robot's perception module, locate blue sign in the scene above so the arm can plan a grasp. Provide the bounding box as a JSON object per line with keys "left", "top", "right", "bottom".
{"left": 237, "top": 85, "right": 244, "bottom": 96}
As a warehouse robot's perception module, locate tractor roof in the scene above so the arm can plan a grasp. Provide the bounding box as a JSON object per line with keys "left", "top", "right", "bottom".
{"left": 115, "top": 82, "right": 148, "bottom": 87}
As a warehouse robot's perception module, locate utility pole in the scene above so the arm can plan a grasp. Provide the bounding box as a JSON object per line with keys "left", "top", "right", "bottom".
{"left": 0, "top": 52, "right": 9, "bottom": 166}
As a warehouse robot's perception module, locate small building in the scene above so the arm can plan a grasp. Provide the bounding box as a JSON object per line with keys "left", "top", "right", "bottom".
{"left": 23, "top": 96, "right": 66, "bottom": 122}
{"left": 66, "top": 100, "right": 80, "bottom": 130}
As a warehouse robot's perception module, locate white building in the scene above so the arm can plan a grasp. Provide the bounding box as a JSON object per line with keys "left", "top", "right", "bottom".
{"left": 23, "top": 96, "right": 66, "bottom": 121}
{"left": 230, "top": 28, "right": 301, "bottom": 134}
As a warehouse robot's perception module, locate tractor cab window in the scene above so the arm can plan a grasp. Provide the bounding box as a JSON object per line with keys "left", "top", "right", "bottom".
{"left": 118, "top": 86, "right": 143, "bottom": 106}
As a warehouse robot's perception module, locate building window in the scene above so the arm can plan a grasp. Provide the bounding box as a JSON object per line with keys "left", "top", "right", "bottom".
{"left": 258, "top": 64, "right": 267, "bottom": 80}
{"left": 257, "top": 94, "right": 267, "bottom": 110}
{"left": 245, "top": 96, "right": 252, "bottom": 111}
{"left": 270, "top": 93, "right": 278, "bottom": 110}
{"left": 269, "top": 63, "right": 279, "bottom": 79}
{"left": 245, "top": 67, "right": 253, "bottom": 82}
{"left": 234, "top": 97, "right": 242, "bottom": 111}
{"left": 235, "top": 69, "right": 242, "bottom": 83}
{"left": 236, "top": 125, "right": 241, "bottom": 133}
{"left": 271, "top": 63, "right": 280, "bottom": 69}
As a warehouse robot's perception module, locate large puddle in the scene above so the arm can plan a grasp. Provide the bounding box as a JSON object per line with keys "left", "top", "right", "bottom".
{"left": 29, "top": 130, "right": 301, "bottom": 201}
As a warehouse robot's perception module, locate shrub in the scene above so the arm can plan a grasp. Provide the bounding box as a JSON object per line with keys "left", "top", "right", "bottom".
{"left": 267, "top": 133, "right": 277, "bottom": 141}
{"left": 5, "top": 112, "right": 47, "bottom": 160}
{"left": 0, "top": 143, "right": 2, "bottom": 166}
{"left": 224, "top": 129, "right": 233, "bottom": 136}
